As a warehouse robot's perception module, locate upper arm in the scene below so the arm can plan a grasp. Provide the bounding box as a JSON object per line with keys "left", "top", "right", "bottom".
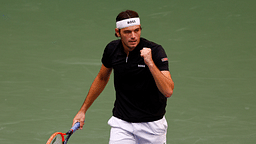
{"left": 98, "top": 64, "right": 112, "bottom": 81}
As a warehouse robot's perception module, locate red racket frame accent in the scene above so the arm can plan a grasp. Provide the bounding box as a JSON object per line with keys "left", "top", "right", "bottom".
{"left": 46, "top": 132, "right": 66, "bottom": 144}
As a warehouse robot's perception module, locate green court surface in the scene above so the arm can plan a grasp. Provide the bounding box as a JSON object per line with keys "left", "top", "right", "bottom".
{"left": 0, "top": 0, "right": 255, "bottom": 143}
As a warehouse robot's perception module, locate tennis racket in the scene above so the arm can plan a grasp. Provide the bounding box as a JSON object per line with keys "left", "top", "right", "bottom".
{"left": 46, "top": 122, "right": 80, "bottom": 144}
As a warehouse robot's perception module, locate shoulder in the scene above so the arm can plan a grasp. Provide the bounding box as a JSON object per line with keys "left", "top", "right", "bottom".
{"left": 140, "top": 38, "right": 158, "bottom": 45}
{"left": 140, "top": 38, "right": 164, "bottom": 52}
{"left": 103, "top": 39, "right": 122, "bottom": 57}
{"left": 106, "top": 39, "right": 121, "bottom": 49}
{"left": 102, "top": 39, "right": 121, "bottom": 68}
{"left": 140, "top": 38, "right": 162, "bottom": 48}
{"left": 103, "top": 39, "right": 122, "bottom": 55}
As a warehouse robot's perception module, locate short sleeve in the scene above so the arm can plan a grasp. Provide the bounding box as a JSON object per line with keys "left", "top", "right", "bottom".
{"left": 152, "top": 45, "right": 169, "bottom": 71}
{"left": 101, "top": 44, "right": 112, "bottom": 68}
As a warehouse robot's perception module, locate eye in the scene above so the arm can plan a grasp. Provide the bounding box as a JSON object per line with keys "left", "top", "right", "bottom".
{"left": 124, "top": 30, "right": 131, "bottom": 34}
{"left": 134, "top": 29, "right": 140, "bottom": 33}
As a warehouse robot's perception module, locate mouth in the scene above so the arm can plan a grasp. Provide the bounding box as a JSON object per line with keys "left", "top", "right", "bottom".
{"left": 129, "top": 40, "right": 137, "bottom": 44}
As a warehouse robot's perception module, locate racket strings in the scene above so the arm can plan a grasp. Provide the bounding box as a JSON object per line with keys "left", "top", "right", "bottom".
{"left": 49, "top": 134, "right": 63, "bottom": 144}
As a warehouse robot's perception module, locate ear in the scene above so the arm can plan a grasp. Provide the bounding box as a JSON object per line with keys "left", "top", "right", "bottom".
{"left": 115, "top": 28, "right": 120, "bottom": 37}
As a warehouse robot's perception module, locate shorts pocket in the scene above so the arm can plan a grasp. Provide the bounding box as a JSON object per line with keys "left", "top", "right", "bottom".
{"left": 148, "top": 117, "right": 168, "bottom": 135}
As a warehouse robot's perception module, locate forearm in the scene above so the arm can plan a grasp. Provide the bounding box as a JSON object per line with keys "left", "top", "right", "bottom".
{"left": 79, "top": 76, "right": 109, "bottom": 113}
{"left": 148, "top": 63, "right": 174, "bottom": 98}
{"left": 79, "top": 65, "right": 112, "bottom": 114}
{"left": 73, "top": 65, "right": 112, "bottom": 128}
{"left": 140, "top": 48, "right": 174, "bottom": 97}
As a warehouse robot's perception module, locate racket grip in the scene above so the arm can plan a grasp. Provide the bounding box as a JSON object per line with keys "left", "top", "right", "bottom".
{"left": 71, "top": 122, "right": 80, "bottom": 133}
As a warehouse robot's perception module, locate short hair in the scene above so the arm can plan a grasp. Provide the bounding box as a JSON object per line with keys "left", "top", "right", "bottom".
{"left": 116, "top": 10, "right": 139, "bottom": 22}
{"left": 115, "top": 10, "right": 140, "bottom": 37}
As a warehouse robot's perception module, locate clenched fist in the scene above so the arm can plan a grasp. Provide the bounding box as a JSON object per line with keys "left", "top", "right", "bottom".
{"left": 140, "top": 48, "right": 154, "bottom": 66}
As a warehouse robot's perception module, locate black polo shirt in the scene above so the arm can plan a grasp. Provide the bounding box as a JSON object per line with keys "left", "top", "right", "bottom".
{"left": 102, "top": 38, "right": 169, "bottom": 122}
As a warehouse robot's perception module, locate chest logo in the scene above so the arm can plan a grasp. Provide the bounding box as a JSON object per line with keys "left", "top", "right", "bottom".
{"left": 138, "top": 64, "right": 146, "bottom": 68}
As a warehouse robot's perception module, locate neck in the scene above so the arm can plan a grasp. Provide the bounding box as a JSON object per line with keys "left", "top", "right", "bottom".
{"left": 122, "top": 43, "right": 135, "bottom": 55}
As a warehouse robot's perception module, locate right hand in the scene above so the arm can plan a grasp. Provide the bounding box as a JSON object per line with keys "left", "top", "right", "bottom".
{"left": 72, "top": 111, "right": 85, "bottom": 130}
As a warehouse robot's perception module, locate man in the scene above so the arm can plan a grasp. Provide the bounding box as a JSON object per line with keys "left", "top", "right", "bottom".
{"left": 72, "top": 10, "right": 174, "bottom": 144}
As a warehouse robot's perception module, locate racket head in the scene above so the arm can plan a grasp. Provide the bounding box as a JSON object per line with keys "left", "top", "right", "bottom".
{"left": 46, "top": 132, "right": 66, "bottom": 144}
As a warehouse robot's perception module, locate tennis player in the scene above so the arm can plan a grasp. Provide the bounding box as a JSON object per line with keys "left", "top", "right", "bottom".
{"left": 72, "top": 10, "right": 174, "bottom": 144}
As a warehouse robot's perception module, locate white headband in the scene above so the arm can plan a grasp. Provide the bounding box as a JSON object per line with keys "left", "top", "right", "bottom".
{"left": 116, "top": 18, "right": 140, "bottom": 29}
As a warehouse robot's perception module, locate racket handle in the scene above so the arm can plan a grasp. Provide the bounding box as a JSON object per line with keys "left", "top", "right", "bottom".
{"left": 71, "top": 122, "right": 80, "bottom": 133}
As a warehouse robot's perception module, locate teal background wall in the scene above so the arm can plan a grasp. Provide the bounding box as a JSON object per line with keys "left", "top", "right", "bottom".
{"left": 0, "top": 0, "right": 255, "bottom": 143}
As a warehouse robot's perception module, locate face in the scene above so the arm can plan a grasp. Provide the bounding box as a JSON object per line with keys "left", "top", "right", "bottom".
{"left": 115, "top": 25, "right": 141, "bottom": 53}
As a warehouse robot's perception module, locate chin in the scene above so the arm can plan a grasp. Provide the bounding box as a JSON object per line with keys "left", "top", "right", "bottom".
{"left": 128, "top": 46, "right": 137, "bottom": 49}
{"left": 129, "top": 43, "right": 138, "bottom": 48}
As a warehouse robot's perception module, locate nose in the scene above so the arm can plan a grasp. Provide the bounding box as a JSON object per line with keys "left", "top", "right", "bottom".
{"left": 131, "top": 31, "right": 136, "bottom": 39}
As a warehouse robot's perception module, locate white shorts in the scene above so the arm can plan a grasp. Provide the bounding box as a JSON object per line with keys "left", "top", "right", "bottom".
{"left": 108, "top": 116, "right": 168, "bottom": 144}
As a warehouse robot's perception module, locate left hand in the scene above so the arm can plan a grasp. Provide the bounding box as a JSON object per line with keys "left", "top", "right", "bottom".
{"left": 140, "top": 47, "right": 154, "bottom": 66}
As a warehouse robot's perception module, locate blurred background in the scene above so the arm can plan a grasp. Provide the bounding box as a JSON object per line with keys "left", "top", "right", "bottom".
{"left": 0, "top": 0, "right": 255, "bottom": 143}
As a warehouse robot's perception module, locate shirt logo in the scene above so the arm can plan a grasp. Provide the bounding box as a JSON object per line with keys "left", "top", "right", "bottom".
{"left": 138, "top": 64, "right": 145, "bottom": 67}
